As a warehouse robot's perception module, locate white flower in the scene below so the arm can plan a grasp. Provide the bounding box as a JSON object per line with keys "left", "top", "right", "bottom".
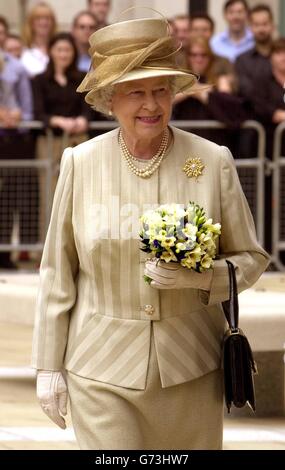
{"left": 175, "top": 241, "right": 194, "bottom": 253}
{"left": 185, "top": 204, "right": 196, "bottom": 223}
{"left": 140, "top": 202, "right": 221, "bottom": 278}
{"left": 182, "top": 223, "right": 198, "bottom": 241}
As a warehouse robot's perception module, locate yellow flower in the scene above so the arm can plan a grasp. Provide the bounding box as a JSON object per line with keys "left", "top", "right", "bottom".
{"left": 161, "top": 236, "right": 176, "bottom": 249}
{"left": 181, "top": 245, "right": 202, "bottom": 269}
{"left": 181, "top": 257, "right": 197, "bottom": 269}
{"left": 161, "top": 251, "right": 178, "bottom": 263}
{"left": 199, "top": 233, "right": 216, "bottom": 251}
{"left": 200, "top": 254, "right": 213, "bottom": 270}
{"left": 204, "top": 220, "right": 221, "bottom": 235}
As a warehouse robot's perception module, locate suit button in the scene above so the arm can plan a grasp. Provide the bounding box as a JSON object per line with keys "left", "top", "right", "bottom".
{"left": 144, "top": 304, "right": 155, "bottom": 315}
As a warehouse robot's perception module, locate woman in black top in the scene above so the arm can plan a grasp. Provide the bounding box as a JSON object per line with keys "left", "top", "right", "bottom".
{"left": 32, "top": 32, "right": 91, "bottom": 243}
{"left": 32, "top": 32, "right": 90, "bottom": 136}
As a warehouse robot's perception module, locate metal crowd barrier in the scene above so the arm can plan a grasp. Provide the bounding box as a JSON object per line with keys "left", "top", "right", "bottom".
{"left": 170, "top": 120, "right": 266, "bottom": 246}
{"left": 0, "top": 120, "right": 266, "bottom": 255}
{"left": 272, "top": 121, "right": 285, "bottom": 270}
{"left": 0, "top": 122, "right": 53, "bottom": 252}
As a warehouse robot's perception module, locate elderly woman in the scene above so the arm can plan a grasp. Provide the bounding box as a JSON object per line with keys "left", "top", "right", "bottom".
{"left": 32, "top": 17, "right": 270, "bottom": 450}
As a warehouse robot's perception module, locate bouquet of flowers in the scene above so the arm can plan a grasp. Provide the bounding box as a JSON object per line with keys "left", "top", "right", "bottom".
{"left": 139, "top": 202, "right": 221, "bottom": 284}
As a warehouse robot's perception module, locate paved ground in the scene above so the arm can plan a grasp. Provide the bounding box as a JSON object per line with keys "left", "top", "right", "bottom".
{"left": 0, "top": 322, "right": 284, "bottom": 450}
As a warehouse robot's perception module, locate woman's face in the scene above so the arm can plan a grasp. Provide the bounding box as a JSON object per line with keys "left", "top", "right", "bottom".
{"left": 190, "top": 19, "right": 213, "bottom": 41}
{"left": 111, "top": 76, "right": 173, "bottom": 141}
{"left": 50, "top": 40, "right": 75, "bottom": 70}
{"left": 33, "top": 14, "right": 53, "bottom": 38}
{"left": 271, "top": 51, "right": 285, "bottom": 75}
{"left": 4, "top": 37, "right": 23, "bottom": 59}
{"left": 187, "top": 45, "right": 210, "bottom": 75}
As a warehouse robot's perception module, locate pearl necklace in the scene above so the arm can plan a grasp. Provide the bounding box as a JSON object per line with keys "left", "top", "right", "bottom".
{"left": 119, "top": 128, "right": 169, "bottom": 178}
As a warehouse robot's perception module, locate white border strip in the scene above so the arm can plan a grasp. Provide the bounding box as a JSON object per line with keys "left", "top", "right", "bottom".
{"left": 224, "top": 429, "right": 285, "bottom": 443}
{"left": 0, "top": 367, "right": 36, "bottom": 379}
{"left": 0, "top": 427, "right": 284, "bottom": 443}
{"left": 0, "top": 427, "right": 76, "bottom": 442}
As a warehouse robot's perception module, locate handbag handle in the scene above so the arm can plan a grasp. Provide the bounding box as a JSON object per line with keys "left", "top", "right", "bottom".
{"left": 222, "top": 260, "right": 239, "bottom": 331}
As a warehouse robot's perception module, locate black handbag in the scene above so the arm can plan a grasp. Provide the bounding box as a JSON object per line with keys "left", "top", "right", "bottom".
{"left": 222, "top": 260, "right": 258, "bottom": 413}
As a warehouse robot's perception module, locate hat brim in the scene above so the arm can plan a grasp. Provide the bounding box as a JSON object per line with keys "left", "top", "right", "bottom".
{"left": 112, "top": 67, "right": 199, "bottom": 94}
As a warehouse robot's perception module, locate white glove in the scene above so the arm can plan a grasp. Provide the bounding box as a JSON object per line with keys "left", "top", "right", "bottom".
{"left": 144, "top": 259, "right": 213, "bottom": 290}
{"left": 36, "top": 370, "right": 68, "bottom": 429}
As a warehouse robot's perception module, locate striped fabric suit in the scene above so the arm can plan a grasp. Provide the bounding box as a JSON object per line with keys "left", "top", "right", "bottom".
{"left": 31, "top": 126, "right": 270, "bottom": 390}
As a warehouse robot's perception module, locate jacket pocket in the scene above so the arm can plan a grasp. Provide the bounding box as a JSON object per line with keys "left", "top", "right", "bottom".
{"left": 64, "top": 313, "right": 99, "bottom": 362}
{"left": 64, "top": 314, "right": 151, "bottom": 389}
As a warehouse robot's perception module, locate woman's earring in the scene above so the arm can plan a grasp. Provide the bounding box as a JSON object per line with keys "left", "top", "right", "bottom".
{"left": 108, "top": 110, "right": 113, "bottom": 116}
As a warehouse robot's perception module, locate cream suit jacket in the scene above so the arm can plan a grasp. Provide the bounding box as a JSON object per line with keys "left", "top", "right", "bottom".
{"left": 31, "top": 126, "right": 270, "bottom": 390}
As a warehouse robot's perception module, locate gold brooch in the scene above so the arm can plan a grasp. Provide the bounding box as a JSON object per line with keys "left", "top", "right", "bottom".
{"left": 183, "top": 157, "right": 205, "bottom": 180}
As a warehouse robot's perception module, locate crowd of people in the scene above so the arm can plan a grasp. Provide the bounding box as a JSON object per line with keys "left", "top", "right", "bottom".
{"left": 0, "top": 0, "right": 285, "bottom": 269}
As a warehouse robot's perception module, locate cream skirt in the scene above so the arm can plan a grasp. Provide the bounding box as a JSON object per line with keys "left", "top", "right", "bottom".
{"left": 66, "top": 323, "right": 224, "bottom": 450}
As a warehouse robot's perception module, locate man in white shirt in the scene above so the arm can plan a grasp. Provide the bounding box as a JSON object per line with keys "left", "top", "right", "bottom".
{"left": 211, "top": 0, "right": 254, "bottom": 62}
{"left": 72, "top": 11, "right": 97, "bottom": 72}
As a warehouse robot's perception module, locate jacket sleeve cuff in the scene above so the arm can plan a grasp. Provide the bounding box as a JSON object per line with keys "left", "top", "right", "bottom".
{"left": 198, "top": 259, "right": 230, "bottom": 306}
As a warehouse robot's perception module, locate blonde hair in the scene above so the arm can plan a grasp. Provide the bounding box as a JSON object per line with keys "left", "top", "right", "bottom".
{"left": 22, "top": 2, "right": 57, "bottom": 48}
{"left": 90, "top": 77, "right": 176, "bottom": 117}
{"left": 0, "top": 49, "right": 4, "bottom": 72}
{"left": 187, "top": 36, "right": 214, "bottom": 79}
{"left": 187, "top": 36, "right": 237, "bottom": 91}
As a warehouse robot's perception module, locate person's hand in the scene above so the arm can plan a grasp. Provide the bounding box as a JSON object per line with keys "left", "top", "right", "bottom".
{"left": 36, "top": 370, "right": 68, "bottom": 429}
{"left": 216, "top": 74, "right": 233, "bottom": 94}
{"left": 59, "top": 117, "right": 77, "bottom": 134}
{"left": 0, "top": 107, "right": 8, "bottom": 126}
{"left": 172, "top": 92, "right": 189, "bottom": 105}
{"left": 144, "top": 259, "right": 213, "bottom": 290}
{"left": 72, "top": 116, "right": 88, "bottom": 134}
{"left": 49, "top": 116, "right": 76, "bottom": 134}
{"left": 0, "top": 108, "right": 22, "bottom": 127}
{"left": 272, "top": 109, "right": 285, "bottom": 124}
{"left": 6, "top": 109, "right": 22, "bottom": 127}
{"left": 192, "top": 84, "right": 211, "bottom": 104}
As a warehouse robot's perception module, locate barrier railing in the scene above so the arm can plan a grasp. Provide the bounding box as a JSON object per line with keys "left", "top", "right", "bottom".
{"left": 272, "top": 121, "right": 285, "bottom": 270}
{"left": 0, "top": 122, "right": 53, "bottom": 252}
{"left": 0, "top": 120, "right": 266, "bottom": 254}
{"left": 170, "top": 120, "right": 266, "bottom": 246}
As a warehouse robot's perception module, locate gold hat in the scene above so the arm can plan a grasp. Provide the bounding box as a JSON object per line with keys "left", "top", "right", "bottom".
{"left": 77, "top": 17, "right": 199, "bottom": 107}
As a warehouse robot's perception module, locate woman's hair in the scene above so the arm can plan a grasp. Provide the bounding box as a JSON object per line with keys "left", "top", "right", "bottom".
{"left": 271, "top": 38, "right": 285, "bottom": 55}
{"left": 44, "top": 32, "right": 79, "bottom": 81}
{"left": 0, "top": 15, "right": 9, "bottom": 32}
{"left": 187, "top": 37, "right": 237, "bottom": 91}
{"left": 92, "top": 77, "right": 176, "bottom": 117}
{"left": 22, "top": 2, "right": 57, "bottom": 48}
